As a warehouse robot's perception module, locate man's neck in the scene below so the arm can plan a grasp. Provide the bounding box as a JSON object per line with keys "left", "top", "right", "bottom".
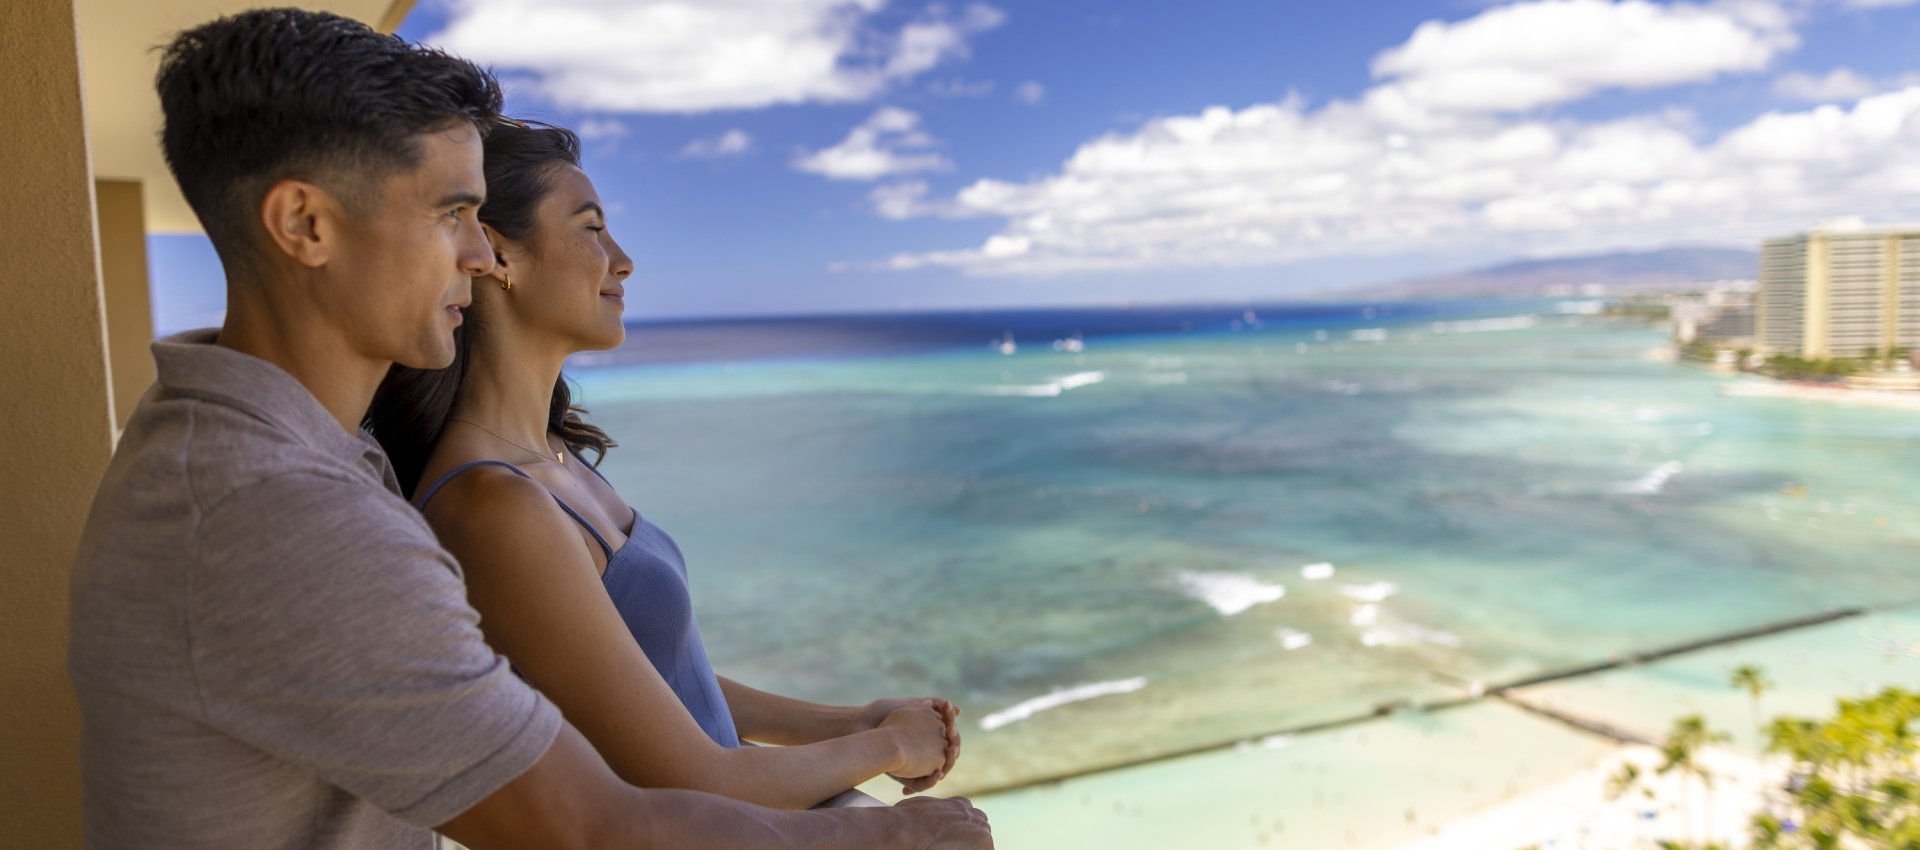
{"left": 216, "top": 301, "right": 389, "bottom": 435}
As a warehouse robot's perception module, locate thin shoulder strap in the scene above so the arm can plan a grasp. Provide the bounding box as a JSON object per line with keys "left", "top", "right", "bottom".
{"left": 414, "top": 459, "right": 615, "bottom": 559}
{"left": 414, "top": 460, "right": 530, "bottom": 510}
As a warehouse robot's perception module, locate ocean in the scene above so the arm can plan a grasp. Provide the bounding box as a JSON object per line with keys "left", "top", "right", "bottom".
{"left": 567, "top": 299, "right": 1920, "bottom": 793}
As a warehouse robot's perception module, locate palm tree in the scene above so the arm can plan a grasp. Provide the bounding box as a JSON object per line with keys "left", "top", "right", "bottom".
{"left": 1732, "top": 664, "right": 1777, "bottom": 818}
{"left": 1731, "top": 664, "right": 1773, "bottom": 753}
{"left": 1659, "top": 714, "right": 1730, "bottom": 845}
{"left": 1605, "top": 762, "right": 1657, "bottom": 848}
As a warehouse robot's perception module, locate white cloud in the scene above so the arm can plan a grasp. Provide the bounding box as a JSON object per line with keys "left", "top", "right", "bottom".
{"left": 1365, "top": 0, "right": 1795, "bottom": 123}
{"left": 848, "top": 0, "right": 1920, "bottom": 279}
{"left": 680, "top": 129, "right": 755, "bottom": 159}
{"left": 794, "top": 107, "right": 954, "bottom": 180}
{"left": 869, "top": 180, "right": 937, "bottom": 219}
{"left": 576, "top": 118, "right": 629, "bottom": 141}
{"left": 859, "top": 87, "right": 1920, "bottom": 275}
{"left": 1014, "top": 81, "right": 1046, "bottom": 105}
{"left": 1772, "top": 68, "right": 1891, "bottom": 101}
{"left": 426, "top": 0, "right": 1005, "bottom": 113}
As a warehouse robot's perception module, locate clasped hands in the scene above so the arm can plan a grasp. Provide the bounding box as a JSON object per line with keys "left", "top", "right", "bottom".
{"left": 863, "top": 696, "right": 963, "bottom": 794}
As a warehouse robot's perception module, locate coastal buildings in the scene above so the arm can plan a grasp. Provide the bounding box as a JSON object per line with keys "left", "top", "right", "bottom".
{"left": 1670, "top": 285, "right": 1756, "bottom": 348}
{"left": 1757, "top": 222, "right": 1920, "bottom": 358}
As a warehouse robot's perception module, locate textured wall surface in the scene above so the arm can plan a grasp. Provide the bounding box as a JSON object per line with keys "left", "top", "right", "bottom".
{"left": 0, "top": 0, "right": 114, "bottom": 844}
{"left": 97, "top": 179, "right": 156, "bottom": 428}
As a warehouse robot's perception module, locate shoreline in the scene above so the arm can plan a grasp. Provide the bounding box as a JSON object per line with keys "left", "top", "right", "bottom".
{"left": 1719, "top": 378, "right": 1920, "bottom": 411}
{"left": 1389, "top": 744, "right": 1774, "bottom": 850}
{"left": 969, "top": 604, "right": 1919, "bottom": 850}
{"left": 959, "top": 606, "right": 1868, "bottom": 797}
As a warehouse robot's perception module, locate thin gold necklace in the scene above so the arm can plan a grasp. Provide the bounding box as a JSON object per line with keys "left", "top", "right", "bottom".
{"left": 449, "top": 417, "right": 565, "bottom": 464}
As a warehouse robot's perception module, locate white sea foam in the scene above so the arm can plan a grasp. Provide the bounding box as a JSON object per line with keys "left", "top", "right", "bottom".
{"left": 1350, "top": 603, "right": 1380, "bottom": 626}
{"left": 978, "top": 677, "right": 1148, "bottom": 731}
{"left": 982, "top": 371, "right": 1108, "bottom": 397}
{"left": 1177, "top": 570, "right": 1286, "bottom": 616}
{"left": 1351, "top": 328, "right": 1389, "bottom": 342}
{"left": 1300, "top": 562, "right": 1335, "bottom": 580}
{"left": 1430, "top": 316, "right": 1539, "bottom": 334}
{"left": 1275, "top": 628, "right": 1314, "bottom": 650}
{"left": 1143, "top": 372, "right": 1189, "bottom": 385}
{"left": 1056, "top": 371, "right": 1106, "bottom": 391}
{"left": 1612, "top": 460, "right": 1685, "bottom": 495}
{"left": 1359, "top": 624, "right": 1462, "bottom": 648}
{"left": 1405, "top": 624, "right": 1463, "bottom": 647}
{"left": 1338, "top": 581, "right": 1398, "bottom": 603}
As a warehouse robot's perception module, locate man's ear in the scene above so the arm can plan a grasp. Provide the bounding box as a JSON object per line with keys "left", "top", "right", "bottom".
{"left": 257, "top": 179, "right": 342, "bottom": 269}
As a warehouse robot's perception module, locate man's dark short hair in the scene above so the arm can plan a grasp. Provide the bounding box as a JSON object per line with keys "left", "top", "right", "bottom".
{"left": 156, "top": 8, "right": 503, "bottom": 271}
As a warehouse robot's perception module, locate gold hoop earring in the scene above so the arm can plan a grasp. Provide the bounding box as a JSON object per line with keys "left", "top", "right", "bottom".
{"left": 500, "top": 273, "right": 512, "bottom": 292}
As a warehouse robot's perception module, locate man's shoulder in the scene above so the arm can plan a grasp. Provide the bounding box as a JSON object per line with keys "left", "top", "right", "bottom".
{"left": 113, "top": 388, "right": 379, "bottom": 511}
{"left": 78, "top": 389, "right": 436, "bottom": 593}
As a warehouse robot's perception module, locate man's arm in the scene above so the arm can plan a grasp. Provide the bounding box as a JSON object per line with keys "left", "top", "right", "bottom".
{"left": 439, "top": 721, "right": 991, "bottom": 850}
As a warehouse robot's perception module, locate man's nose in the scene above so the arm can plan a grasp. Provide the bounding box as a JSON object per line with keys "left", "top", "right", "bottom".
{"left": 460, "top": 220, "right": 496, "bottom": 277}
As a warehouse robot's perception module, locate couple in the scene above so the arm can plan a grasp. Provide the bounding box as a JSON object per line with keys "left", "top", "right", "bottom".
{"left": 67, "top": 7, "right": 991, "bottom": 850}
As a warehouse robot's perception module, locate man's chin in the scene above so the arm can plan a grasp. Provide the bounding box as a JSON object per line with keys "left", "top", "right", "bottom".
{"left": 394, "top": 341, "right": 457, "bottom": 371}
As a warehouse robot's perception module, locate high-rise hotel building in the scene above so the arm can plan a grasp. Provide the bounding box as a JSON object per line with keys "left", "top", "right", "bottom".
{"left": 1759, "top": 224, "right": 1920, "bottom": 358}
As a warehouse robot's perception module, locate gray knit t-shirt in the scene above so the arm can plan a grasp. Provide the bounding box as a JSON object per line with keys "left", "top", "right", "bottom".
{"left": 68, "top": 330, "right": 562, "bottom": 849}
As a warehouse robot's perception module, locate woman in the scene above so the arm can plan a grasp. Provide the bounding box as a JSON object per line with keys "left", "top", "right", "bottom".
{"left": 367, "top": 119, "right": 960, "bottom": 810}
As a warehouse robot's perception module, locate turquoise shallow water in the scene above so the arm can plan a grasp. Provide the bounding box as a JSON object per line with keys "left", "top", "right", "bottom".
{"left": 572, "top": 307, "right": 1920, "bottom": 791}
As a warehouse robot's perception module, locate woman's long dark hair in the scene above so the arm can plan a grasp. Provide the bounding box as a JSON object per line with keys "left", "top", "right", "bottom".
{"left": 366, "top": 120, "right": 615, "bottom": 497}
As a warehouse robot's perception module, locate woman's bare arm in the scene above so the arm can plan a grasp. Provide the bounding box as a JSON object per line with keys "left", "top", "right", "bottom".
{"left": 719, "top": 677, "right": 867, "bottom": 745}
{"left": 426, "top": 468, "right": 949, "bottom": 810}
{"left": 721, "top": 678, "right": 964, "bottom": 793}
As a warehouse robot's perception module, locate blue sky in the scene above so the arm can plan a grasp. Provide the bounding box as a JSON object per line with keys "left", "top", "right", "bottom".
{"left": 150, "top": 0, "right": 1920, "bottom": 331}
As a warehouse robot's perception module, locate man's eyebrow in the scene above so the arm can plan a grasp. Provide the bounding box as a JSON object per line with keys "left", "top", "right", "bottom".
{"left": 575, "top": 201, "right": 604, "bottom": 218}
{"left": 435, "top": 192, "right": 485, "bottom": 209}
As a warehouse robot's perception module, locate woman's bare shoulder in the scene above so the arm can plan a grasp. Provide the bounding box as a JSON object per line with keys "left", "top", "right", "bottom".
{"left": 419, "top": 460, "right": 582, "bottom": 557}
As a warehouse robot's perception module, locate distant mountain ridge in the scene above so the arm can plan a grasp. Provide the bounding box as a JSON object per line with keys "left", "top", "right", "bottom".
{"left": 1345, "top": 247, "right": 1758, "bottom": 300}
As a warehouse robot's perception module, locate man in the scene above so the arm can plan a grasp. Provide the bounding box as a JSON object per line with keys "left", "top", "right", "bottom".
{"left": 66, "top": 9, "right": 991, "bottom": 849}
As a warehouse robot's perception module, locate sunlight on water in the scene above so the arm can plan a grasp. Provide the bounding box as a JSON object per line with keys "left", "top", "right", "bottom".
{"left": 572, "top": 306, "right": 1920, "bottom": 791}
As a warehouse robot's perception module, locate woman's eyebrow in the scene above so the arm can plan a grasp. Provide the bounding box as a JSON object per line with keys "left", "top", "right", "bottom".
{"left": 574, "top": 201, "right": 604, "bottom": 217}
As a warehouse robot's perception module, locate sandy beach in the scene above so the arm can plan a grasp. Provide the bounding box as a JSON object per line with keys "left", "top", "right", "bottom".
{"left": 1720, "top": 378, "right": 1920, "bottom": 411}
{"left": 1390, "top": 744, "right": 1775, "bottom": 850}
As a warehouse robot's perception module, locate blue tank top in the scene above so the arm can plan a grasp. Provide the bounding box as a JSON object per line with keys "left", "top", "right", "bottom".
{"left": 414, "top": 457, "right": 741, "bottom": 748}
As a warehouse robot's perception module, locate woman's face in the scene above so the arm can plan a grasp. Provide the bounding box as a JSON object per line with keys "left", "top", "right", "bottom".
{"left": 497, "top": 164, "right": 633, "bottom": 352}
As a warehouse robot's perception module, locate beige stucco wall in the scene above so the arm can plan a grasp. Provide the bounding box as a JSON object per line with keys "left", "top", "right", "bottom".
{"left": 0, "top": 0, "right": 116, "bottom": 844}
{"left": 98, "top": 179, "right": 156, "bottom": 430}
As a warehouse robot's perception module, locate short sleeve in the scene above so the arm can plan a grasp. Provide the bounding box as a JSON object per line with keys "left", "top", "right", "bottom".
{"left": 188, "top": 472, "right": 561, "bottom": 826}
